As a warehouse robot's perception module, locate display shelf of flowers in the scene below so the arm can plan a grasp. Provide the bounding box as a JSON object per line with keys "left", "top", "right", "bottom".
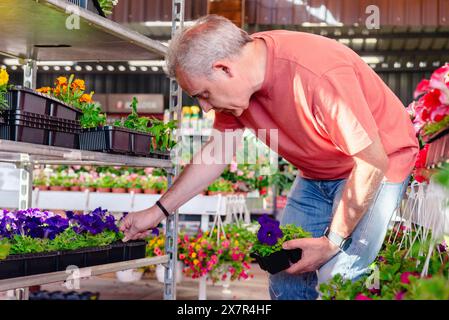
{"left": 0, "top": 207, "right": 150, "bottom": 280}
{"left": 408, "top": 63, "right": 449, "bottom": 169}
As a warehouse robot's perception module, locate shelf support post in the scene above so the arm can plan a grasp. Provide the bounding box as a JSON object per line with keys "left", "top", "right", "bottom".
{"left": 23, "top": 59, "right": 37, "bottom": 89}
{"left": 16, "top": 153, "right": 33, "bottom": 210}
{"left": 164, "top": 0, "right": 184, "bottom": 301}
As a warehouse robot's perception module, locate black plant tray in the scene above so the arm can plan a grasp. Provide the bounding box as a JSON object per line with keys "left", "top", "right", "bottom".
{"left": 48, "top": 130, "right": 79, "bottom": 149}
{"left": 109, "top": 241, "right": 127, "bottom": 263}
{"left": 85, "top": 245, "right": 111, "bottom": 267}
{"left": 57, "top": 248, "right": 88, "bottom": 271}
{"left": 250, "top": 248, "right": 302, "bottom": 275}
{"left": 133, "top": 131, "right": 154, "bottom": 156}
{"left": 6, "top": 86, "right": 51, "bottom": 116}
{"left": 79, "top": 126, "right": 133, "bottom": 154}
{"left": 125, "top": 240, "right": 147, "bottom": 260}
{"left": 0, "top": 123, "right": 49, "bottom": 145}
{"left": 151, "top": 150, "right": 171, "bottom": 160}
{"left": 0, "top": 251, "right": 59, "bottom": 280}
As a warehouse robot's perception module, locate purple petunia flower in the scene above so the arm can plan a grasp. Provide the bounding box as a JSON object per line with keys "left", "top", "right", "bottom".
{"left": 151, "top": 228, "right": 160, "bottom": 236}
{"left": 258, "top": 214, "right": 279, "bottom": 228}
{"left": 66, "top": 207, "right": 118, "bottom": 236}
{"left": 257, "top": 223, "right": 283, "bottom": 246}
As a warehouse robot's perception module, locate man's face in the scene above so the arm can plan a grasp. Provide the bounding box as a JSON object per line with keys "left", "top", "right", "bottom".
{"left": 177, "top": 66, "right": 252, "bottom": 117}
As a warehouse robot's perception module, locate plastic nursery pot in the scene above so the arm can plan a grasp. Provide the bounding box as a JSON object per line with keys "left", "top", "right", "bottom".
{"left": 112, "top": 187, "right": 127, "bottom": 193}
{"left": 143, "top": 189, "right": 158, "bottom": 194}
{"left": 132, "top": 131, "right": 153, "bottom": 156}
{"left": 34, "top": 185, "right": 48, "bottom": 191}
{"left": 250, "top": 248, "right": 302, "bottom": 275}
{"left": 96, "top": 187, "right": 111, "bottom": 193}
{"left": 57, "top": 248, "right": 87, "bottom": 271}
{"left": 80, "top": 187, "right": 96, "bottom": 192}
{"left": 128, "top": 188, "right": 142, "bottom": 194}
{"left": 85, "top": 245, "right": 111, "bottom": 267}
{"left": 70, "top": 186, "right": 81, "bottom": 192}
{"left": 0, "top": 254, "right": 27, "bottom": 280}
{"left": 109, "top": 242, "right": 126, "bottom": 263}
{"left": 6, "top": 86, "right": 50, "bottom": 115}
{"left": 125, "top": 240, "right": 147, "bottom": 260}
{"left": 49, "top": 186, "right": 67, "bottom": 191}
{"left": 25, "top": 251, "right": 59, "bottom": 276}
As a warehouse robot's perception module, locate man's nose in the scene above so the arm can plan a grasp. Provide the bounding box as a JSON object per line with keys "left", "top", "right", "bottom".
{"left": 198, "top": 99, "right": 213, "bottom": 112}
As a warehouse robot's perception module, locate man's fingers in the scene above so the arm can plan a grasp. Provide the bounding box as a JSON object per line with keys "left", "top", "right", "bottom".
{"left": 282, "top": 239, "right": 305, "bottom": 250}
{"left": 285, "top": 259, "right": 308, "bottom": 275}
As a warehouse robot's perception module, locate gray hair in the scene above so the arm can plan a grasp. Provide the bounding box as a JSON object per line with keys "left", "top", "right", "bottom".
{"left": 166, "top": 15, "right": 253, "bottom": 78}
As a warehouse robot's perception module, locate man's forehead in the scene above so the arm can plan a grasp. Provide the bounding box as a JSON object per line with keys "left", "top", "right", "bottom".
{"left": 177, "top": 70, "right": 206, "bottom": 96}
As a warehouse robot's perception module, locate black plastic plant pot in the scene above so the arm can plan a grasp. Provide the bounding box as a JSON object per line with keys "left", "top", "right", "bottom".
{"left": 85, "top": 246, "right": 111, "bottom": 267}
{"left": 0, "top": 255, "right": 27, "bottom": 280}
{"left": 57, "top": 248, "right": 87, "bottom": 271}
{"left": 151, "top": 150, "right": 171, "bottom": 160}
{"left": 132, "top": 132, "right": 153, "bottom": 156}
{"left": 250, "top": 248, "right": 302, "bottom": 275}
{"left": 25, "top": 252, "right": 59, "bottom": 276}
{"left": 6, "top": 86, "right": 50, "bottom": 116}
{"left": 125, "top": 240, "right": 147, "bottom": 260}
{"left": 79, "top": 126, "right": 133, "bottom": 154}
{"left": 109, "top": 242, "right": 126, "bottom": 263}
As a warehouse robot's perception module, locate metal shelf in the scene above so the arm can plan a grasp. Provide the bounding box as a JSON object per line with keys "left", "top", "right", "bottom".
{"left": 0, "top": 139, "right": 172, "bottom": 168}
{"left": 0, "top": 0, "right": 166, "bottom": 61}
{"left": 0, "top": 255, "right": 169, "bottom": 292}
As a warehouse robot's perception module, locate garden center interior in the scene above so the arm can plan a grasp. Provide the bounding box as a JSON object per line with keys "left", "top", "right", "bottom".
{"left": 0, "top": 0, "right": 449, "bottom": 301}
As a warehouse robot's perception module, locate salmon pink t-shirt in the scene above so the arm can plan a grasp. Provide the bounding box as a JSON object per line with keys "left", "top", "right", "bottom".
{"left": 213, "top": 30, "right": 419, "bottom": 182}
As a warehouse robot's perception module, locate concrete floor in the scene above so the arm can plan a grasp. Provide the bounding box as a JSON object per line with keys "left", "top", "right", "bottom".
{"left": 38, "top": 263, "right": 271, "bottom": 300}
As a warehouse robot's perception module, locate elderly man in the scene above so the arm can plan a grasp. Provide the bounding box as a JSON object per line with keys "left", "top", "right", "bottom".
{"left": 120, "top": 15, "right": 418, "bottom": 300}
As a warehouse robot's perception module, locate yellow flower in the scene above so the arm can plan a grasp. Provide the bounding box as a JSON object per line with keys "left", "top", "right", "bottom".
{"left": 193, "top": 259, "right": 199, "bottom": 265}
{"left": 195, "top": 244, "right": 201, "bottom": 251}
{"left": 191, "top": 252, "right": 197, "bottom": 258}
{"left": 79, "top": 93, "right": 93, "bottom": 104}
{"left": 71, "top": 79, "right": 85, "bottom": 91}
{"left": 55, "top": 76, "right": 68, "bottom": 87}
{"left": 37, "top": 87, "right": 51, "bottom": 94}
{"left": 234, "top": 240, "right": 239, "bottom": 246}
{"left": 157, "top": 239, "right": 164, "bottom": 246}
{"left": 0, "top": 68, "right": 9, "bottom": 87}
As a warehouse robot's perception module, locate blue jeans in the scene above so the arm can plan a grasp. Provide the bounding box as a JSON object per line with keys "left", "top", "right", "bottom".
{"left": 269, "top": 176, "right": 409, "bottom": 300}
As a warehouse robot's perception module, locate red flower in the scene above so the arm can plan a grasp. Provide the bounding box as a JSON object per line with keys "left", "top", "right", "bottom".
{"left": 179, "top": 253, "right": 185, "bottom": 260}
{"left": 414, "top": 79, "right": 430, "bottom": 99}
{"left": 354, "top": 294, "right": 373, "bottom": 300}
{"left": 415, "top": 145, "right": 429, "bottom": 169}
{"left": 395, "top": 291, "right": 406, "bottom": 300}
{"left": 422, "top": 89, "right": 442, "bottom": 111}
{"left": 400, "top": 272, "right": 420, "bottom": 284}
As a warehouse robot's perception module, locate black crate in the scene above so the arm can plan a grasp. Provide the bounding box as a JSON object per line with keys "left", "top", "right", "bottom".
{"left": 125, "top": 240, "right": 147, "bottom": 260}
{"left": 6, "top": 87, "right": 50, "bottom": 116}
{"left": 79, "top": 126, "right": 133, "bottom": 154}
{"left": 49, "top": 101, "right": 82, "bottom": 122}
{"left": 0, "top": 255, "right": 26, "bottom": 280}
{"left": 48, "top": 130, "right": 80, "bottom": 149}
{"left": 132, "top": 131, "right": 153, "bottom": 156}
{"left": 85, "top": 245, "right": 111, "bottom": 267}
{"left": 0, "top": 122, "right": 49, "bottom": 145}
{"left": 25, "top": 252, "right": 59, "bottom": 276}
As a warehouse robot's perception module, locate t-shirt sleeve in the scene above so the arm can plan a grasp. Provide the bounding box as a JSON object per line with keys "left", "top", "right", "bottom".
{"left": 312, "top": 66, "right": 379, "bottom": 156}
{"left": 213, "top": 111, "right": 245, "bottom": 132}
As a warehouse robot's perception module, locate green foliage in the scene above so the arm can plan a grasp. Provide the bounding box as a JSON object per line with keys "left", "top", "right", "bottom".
{"left": 423, "top": 115, "right": 449, "bottom": 136}
{"left": 8, "top": 228, "right": 123, "bottom": 255}
{"left": 0, "top": 238, "right": 11, "bottom": 260}
{"left": 96, "top": 174, "right": 115, "bottom": 188}
{"left": 207, "top": 178, "right": 234, "bottom": 193}
{"left": 113, "top": 97, "right": 151, "bottom": 133}
{"left": 80, "top": 102, "right": 106, "bottom": 129}
{"left": 97, "top": 0, "right": 118, "bottom": 16}
{"left": 251, "top": 224, "right": 311, "bottom": 257}
{"left": 148, "top": 118, "right": 178, "bottom": 151}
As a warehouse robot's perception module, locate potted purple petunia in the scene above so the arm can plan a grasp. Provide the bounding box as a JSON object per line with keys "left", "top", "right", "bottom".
{"left": 250, "top": 215, "right": 310, "bottom": 274}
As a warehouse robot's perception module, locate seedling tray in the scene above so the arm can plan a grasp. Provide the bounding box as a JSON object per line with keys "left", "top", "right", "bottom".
{"left": 109, "top": 242, "right": 127, "bottom": 263}
{"left": 79, "top": 126, "right": 133, "bottom": 154}
{"left": 0, "top": 251, "right": 59, "bottom": 280}
{"left": 57, "top": 248, "right": 88, "bottom": 271}
{"left": 125, "top": 240, "right": 147, "bottom": 260}
{"left": 6, "top": 86, "right": 50, "bottom": 116}
{"left": 250, "top": 248, "right": 302, "bottom": 275}
{"left": 84, "top": 245, "right": 111, "bottom": 267}
{"left": 132, "top": 131, "right": 153, "bottom": 156}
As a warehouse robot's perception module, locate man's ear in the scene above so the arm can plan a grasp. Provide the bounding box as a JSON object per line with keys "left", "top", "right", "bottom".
{"left": 212, "top": 60, "right": 233, "bottom": 78}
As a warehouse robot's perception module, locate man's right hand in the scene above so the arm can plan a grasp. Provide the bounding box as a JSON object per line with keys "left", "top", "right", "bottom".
{"left": 119, "top": 206, "right": 165, "bottom": 242}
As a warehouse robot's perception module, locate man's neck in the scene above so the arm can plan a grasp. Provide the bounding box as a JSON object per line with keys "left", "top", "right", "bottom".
{"left": 239, "top": 38, "right": 267, "bottom": 94}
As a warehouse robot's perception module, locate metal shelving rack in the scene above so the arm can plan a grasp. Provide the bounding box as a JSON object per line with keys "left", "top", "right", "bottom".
{"left": 0, "top": 0, "right": 184, "bottom": 300}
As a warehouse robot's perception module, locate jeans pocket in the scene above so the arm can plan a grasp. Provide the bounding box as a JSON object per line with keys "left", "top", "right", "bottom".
{"left": 268, "top": 275, "right": 283, "bottom": 300}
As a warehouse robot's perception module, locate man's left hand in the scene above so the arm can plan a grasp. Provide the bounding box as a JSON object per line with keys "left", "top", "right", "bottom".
{"left": 283, "top": 237, "right": 341, "bottom": 274}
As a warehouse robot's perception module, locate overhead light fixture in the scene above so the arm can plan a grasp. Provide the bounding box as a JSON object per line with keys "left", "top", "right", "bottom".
{"left": 107, "top": 65, "right": 115, "bottom": 71}
{"left": 129, "top": 66, "right": 137, "bottom": 72}
{"left": 433, "top": 61, "right": 441, "bottom": 67}
{"left": 365, "top": 38, "right": 378, "bottom": 44}
{"left": 43, "top": 66, "right": 50, "bottom": 71}
{"left": 118, "top": 65, "right": 126, "bottom": 71}
{"left": 85, "top": 65, "right": 93, "bottom": 71}
{"left": 151, "top": 66, "right": 159, "bottom": 72}
{"left": 75, "top": 65, "right": 82, "bottom": 71}
{"left": 406, "top": 62, "right": 414, "bottom": 68}
{"left": 10, "top": 65, "right": 17, "bottom": 70}
{"left": 64, "top": 66, "right": 71, "bottom": 71}
{"left": 361, "top": 56, "right": 384, "bottom": 64}
{"left": 96, "top": 65, "right": 104, "bottom": 71}
{"left": 394, "top": 62, "right": 401, "bottom": 68}
{"left": 381, "top": 63, "right": 388, "bottom": 68}
{"left": 4, "top": 59, "right": 75, "bottom": 66}
{"left": 352, "top": 38, "right": 364, "bottom": 45}
{"left": 128, "top": 60, "right": 166, "bottom": 67}
{"left": 53, "top": 66, "right": 61, "bottom": 71}
{"left": 338, "top": 38, "right": 350, "bottom": 45}
{"left": 140, "top": 66, "right": 148, "bottom": 72}
{"left": 419, "top": 62, "right": 427, "bottom": 68}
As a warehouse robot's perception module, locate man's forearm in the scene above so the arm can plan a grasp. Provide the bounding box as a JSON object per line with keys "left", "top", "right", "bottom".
{"left": 329, "top": 161, "right": 386, "bottom": 239}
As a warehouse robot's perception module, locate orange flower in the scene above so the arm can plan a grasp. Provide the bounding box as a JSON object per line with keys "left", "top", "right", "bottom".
{"left": 54, "top": 85, "right": 67, "bottom": 96}
{"left": 79, "top": 93, "right": 93, "bottom": 104}
{"left": 37, "top": 87, "right": 51, "bottom": 94}
{"left": 71, "top": 79, "right": 85, "bottom": 91}
{"left": 55, "top": 76, "right": 68, "bottom": 87}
